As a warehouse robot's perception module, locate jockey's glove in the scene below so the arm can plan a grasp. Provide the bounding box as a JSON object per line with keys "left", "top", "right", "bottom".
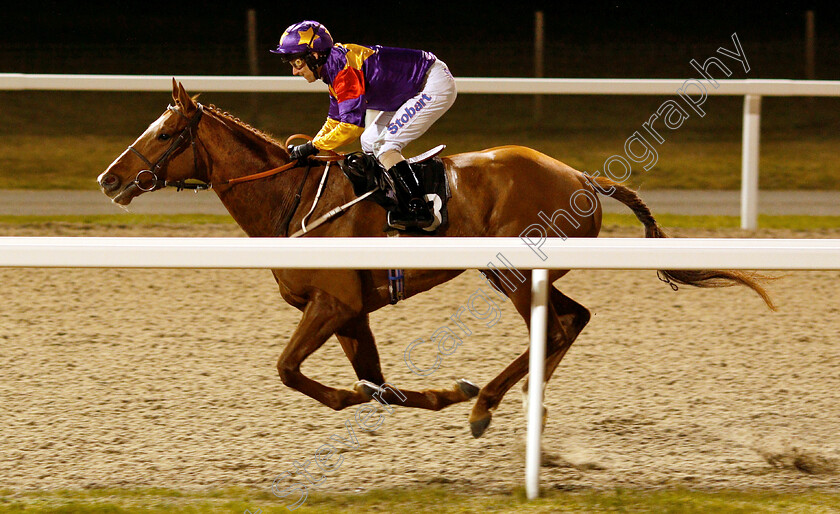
{"left": 289, "top": 141, "right": 318, "bottom": 161}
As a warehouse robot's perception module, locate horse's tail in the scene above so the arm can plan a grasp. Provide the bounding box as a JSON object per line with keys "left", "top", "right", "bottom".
{"left": 586, "top": 175, "right": 776, "bottom": 310}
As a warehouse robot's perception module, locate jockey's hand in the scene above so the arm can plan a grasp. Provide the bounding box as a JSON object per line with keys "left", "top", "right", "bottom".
{"left": 289, "top": 141, "right": 318, "bottom": 161}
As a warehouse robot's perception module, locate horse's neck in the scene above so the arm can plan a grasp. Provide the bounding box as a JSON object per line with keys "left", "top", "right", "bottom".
{"left": 200, "top": 115, "right": 301, "bottom": 237}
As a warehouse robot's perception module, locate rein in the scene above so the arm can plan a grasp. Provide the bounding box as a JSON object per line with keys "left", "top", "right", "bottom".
{"left": 223, "top": 134, "right": 343, "bottom": 186}
{"left": 221, "top": 133, "right": 345, "bottom": 236}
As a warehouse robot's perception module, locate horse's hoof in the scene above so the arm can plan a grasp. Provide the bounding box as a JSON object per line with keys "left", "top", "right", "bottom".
{"left": 470, "top": 414, "right": 492, "bottom": 438}
{"left": 354, "top": 380, "right": 380, "bottom": 400}
{"left": 455, "top": 378, "right": 480, "bottom": 399}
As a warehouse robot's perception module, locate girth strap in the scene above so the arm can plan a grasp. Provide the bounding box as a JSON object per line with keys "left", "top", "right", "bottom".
{"left": 388, "top": 269, "right": 406, "bottom": 304}
{"left": 277, "top": 160, "right": 313, "bottom": 238}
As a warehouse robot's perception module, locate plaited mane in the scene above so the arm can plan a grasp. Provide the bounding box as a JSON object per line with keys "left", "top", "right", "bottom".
{"left": 205, "top": 104, "right": 289, "bottom": 155}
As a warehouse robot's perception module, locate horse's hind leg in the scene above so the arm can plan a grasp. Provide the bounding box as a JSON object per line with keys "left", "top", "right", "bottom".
{"left": 336, "top": 314, "right": 479, "bottom": 411}
{"left": 520, "top": 287, "right": 591, "bottom": 426}
{"left": 469, "top": 280, "right": 590, "bottom": 438}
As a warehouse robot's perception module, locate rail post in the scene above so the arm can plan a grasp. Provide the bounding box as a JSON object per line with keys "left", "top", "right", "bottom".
{"left": 741, "top": 94, "right": 761, "bottom": 230}
{"left": 526, "top": 268, "right": 549, "bottom": 499}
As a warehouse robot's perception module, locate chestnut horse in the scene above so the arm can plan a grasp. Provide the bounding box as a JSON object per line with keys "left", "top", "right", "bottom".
{"left": 98, "top": 81, "right": 772, "bottom": 438}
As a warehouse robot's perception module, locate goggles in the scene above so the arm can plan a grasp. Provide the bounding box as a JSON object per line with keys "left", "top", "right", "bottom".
{"left": 285, "top": 55, "right": 308, "bottom": 71}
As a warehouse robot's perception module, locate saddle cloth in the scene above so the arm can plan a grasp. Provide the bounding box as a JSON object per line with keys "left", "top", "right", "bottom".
{"left": 340, "top": 145, "right": 451, "bottom": 233}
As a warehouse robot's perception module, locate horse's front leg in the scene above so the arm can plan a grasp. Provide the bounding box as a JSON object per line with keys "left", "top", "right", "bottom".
{"left": 276, "top": 290, "right": 371, "bottom": 411}
{"left": 335, "top": 313, "right": 386, "bottom": 385}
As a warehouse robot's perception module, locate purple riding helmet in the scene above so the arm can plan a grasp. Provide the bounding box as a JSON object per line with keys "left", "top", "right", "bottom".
{"left": 271, "top": 20, "right": 334, "bottom": 76}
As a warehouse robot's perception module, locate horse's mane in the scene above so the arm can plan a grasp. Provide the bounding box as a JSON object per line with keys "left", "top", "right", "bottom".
{"left": 205, "top": 104, "right": 289, "bottom": 154}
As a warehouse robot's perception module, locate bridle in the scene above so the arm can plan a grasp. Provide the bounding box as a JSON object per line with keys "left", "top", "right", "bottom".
{"left": 124, "top": 103, "right": 344, "bottom": 193}
{"left": 121, "top": 102, "right": 353, "bottom": 237}
{"left": 127, "top": 103, "right": 211, "bottom": 192}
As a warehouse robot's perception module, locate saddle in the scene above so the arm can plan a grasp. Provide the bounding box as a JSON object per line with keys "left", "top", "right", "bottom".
{"left": 340, "top": 145, "right": 451, "bottom": 233}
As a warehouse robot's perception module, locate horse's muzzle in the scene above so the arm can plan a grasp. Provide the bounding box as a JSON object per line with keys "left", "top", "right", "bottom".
{"left": 98, "top": 172, "right": 140, "bottom": 205}
{"left": 98, "top": 172, "right": 121, "bottom": 194}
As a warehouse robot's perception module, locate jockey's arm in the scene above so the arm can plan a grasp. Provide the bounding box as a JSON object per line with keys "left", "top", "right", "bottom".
{"left": 311, "top": 66, "right": 367, "bottom": 152}
{"left": 312, "top": 117, "right": 364, "bottom": 151}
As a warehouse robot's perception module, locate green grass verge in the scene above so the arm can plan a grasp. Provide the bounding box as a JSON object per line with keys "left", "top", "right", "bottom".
{"left": 1, "top": 213, "right": 838, "bottom": 231}
{"left": 3, "top": 487, "right": 840, "bottom": 513}
{"left": 602, "top": 213, "right": 840, "bottom": 230}
{"left": 0, "top": 135, "right": 129, "bottom": 190}
{"left": 2, "top": 133, "right": 836, "bottom": 191}
{"left": 1, "top": 93, "right": 837, "bottom": 191}
{"left": 0, "top": 214, "right": 235, "bottom": 226}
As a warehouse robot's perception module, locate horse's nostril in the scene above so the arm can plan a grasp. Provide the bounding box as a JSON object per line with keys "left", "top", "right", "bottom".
{"left": 100, "top": 173, "right": 120, "bottom": 192}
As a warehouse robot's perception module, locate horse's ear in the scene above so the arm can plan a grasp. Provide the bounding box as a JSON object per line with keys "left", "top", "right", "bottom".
{"left": 175, "top": 81, "right": 197, "bottom": 116}
{"left": 171, "top": 77, "right": 178, "bottom": 102}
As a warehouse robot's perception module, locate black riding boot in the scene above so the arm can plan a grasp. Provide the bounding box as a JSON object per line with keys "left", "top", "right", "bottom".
{"left": 385, "top": 160, "right": 433, "bottom": 229}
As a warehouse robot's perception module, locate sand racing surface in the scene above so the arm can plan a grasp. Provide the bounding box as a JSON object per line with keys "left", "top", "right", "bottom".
{"left": 2, "top": 223, "right": 840, "bottom": 496}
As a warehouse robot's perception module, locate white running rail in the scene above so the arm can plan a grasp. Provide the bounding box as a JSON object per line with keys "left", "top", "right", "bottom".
{"left": 2, "top": 235, "right": 840, "bottom": 499}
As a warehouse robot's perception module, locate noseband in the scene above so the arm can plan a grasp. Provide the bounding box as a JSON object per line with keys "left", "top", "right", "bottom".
{"left": 127, "top": 103, "right": 211, "bottom": 192}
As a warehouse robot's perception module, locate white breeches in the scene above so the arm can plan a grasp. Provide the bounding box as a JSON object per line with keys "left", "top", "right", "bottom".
{"left": 360, "top": 59, "right": 457, "bottom": 158}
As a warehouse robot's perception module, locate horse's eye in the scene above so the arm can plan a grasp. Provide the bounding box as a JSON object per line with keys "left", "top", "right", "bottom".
{"left": 158, "top": 133, "right": 171, "bottom": 141}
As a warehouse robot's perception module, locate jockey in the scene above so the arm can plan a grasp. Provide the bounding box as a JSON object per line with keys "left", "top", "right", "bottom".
{"left": 271, "top": 20, "right": 457, "bottom": 229}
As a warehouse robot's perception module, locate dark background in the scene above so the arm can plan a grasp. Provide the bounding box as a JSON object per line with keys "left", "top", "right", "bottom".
{"left": 0, "top": 1, "right": 837, "bottom": 192}
{"left": 2, "top": 1, "right": 837, "bottom": 78}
